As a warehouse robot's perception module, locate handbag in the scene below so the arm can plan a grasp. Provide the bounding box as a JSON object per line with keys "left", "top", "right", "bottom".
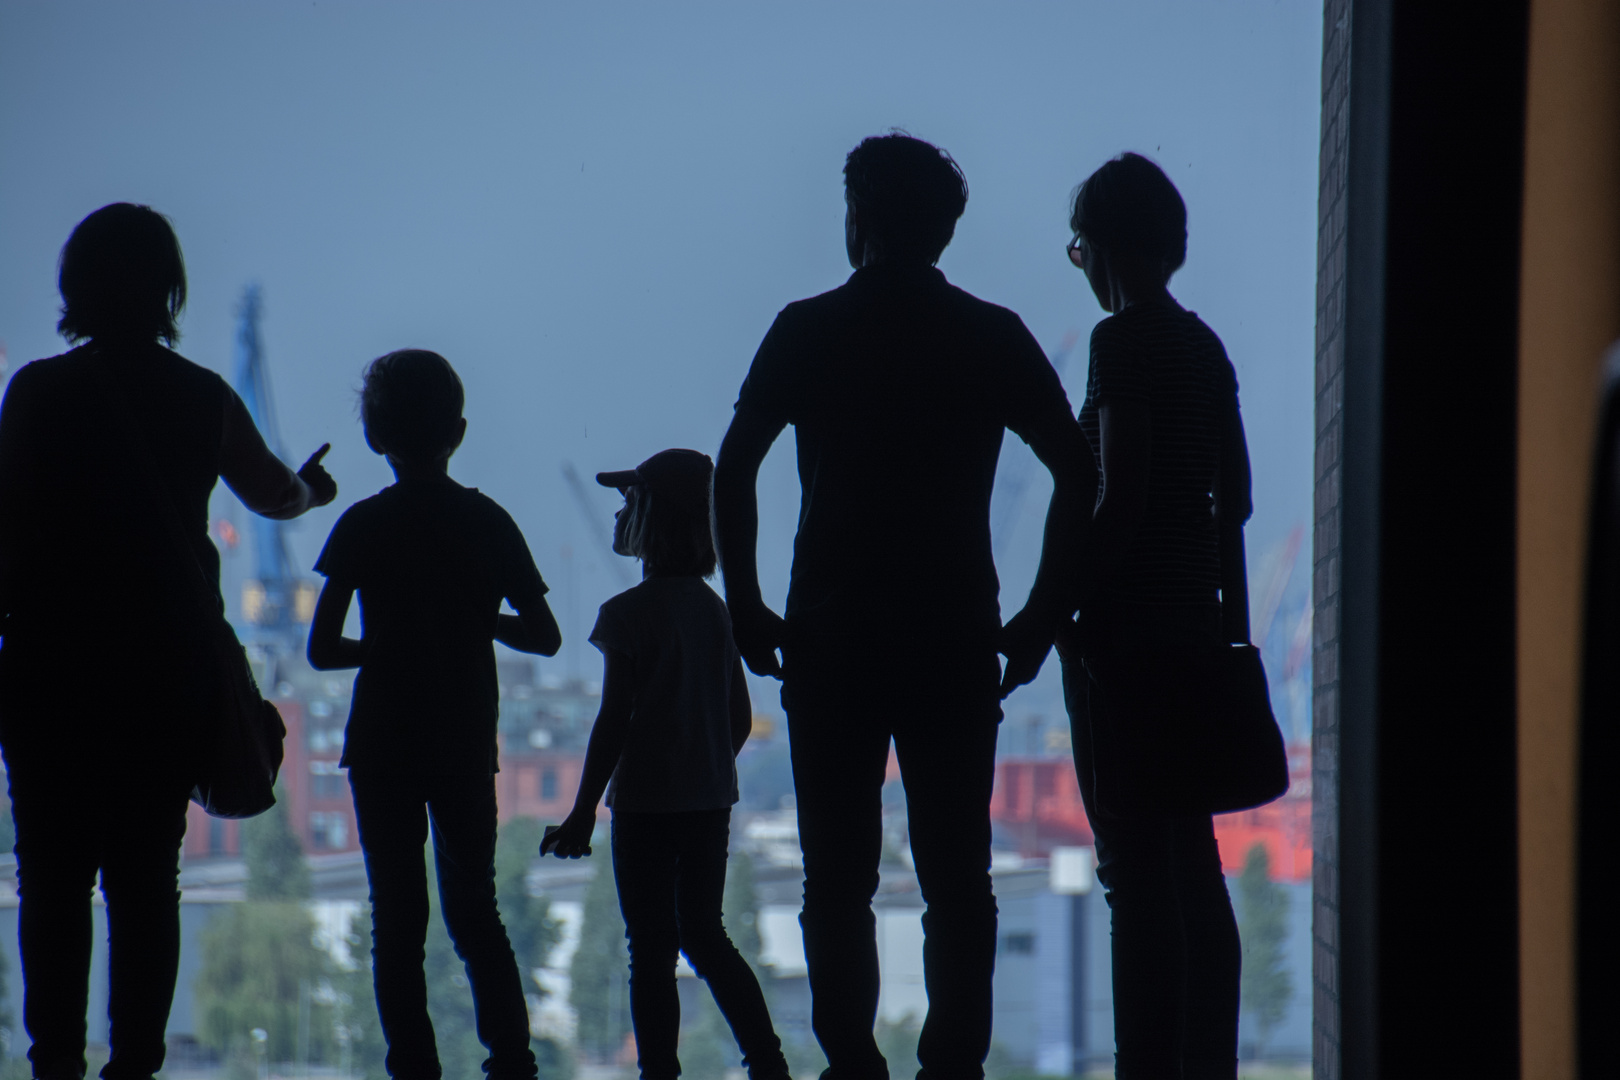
{"left": 88, "top": 349, "right": 286, "bottom": 818}
{"left": 1080, "top": 388, "right": 1289, "bottom": 819}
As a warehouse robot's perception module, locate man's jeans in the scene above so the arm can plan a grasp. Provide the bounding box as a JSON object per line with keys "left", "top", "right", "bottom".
{"left": 349, "top": 767, "right": 538, "bottom": 1080}
{"left": 611, "top": 808, "right": 787, "bottom": 1080}
{"left": 785, "top": 699, "right": 1000, "bottom": 1080}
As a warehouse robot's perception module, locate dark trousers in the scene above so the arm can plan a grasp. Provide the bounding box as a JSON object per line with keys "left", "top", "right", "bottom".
{"left": 785, "top": 698, "right": 1000, "bottom": 1080}
{"left": 1062, "top": 604, "right": 1241, "bottom": 1080}
{"left": 610, "top": 808, "right": 786, "bottom": 1080}
{"left": 349, "top": 767, "right": 537, "bottom": 1080}
{"left": 4, "top": 752, "right": 192, "bottom": 1080}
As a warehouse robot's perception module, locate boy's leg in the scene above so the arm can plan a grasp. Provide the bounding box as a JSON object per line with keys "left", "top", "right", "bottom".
{"left": 350, "top": 767, "right": 442, "bottom": 1080}
{"left": 611, "top": 811, "right": 683, "bottom": 1080}
{"left": 893, "top": 707, "right": 1001, "bottom": 1080}
{"left": 672, "top": 808, "right": 789, "bottom": 1080}
{"left": 785, "top": 703, "right": 891, "bottom": 1080}
{"left": 426, "top": 774, "right": 537, "bottom": 1080}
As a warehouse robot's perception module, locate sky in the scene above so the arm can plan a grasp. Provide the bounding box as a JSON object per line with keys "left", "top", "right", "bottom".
{"left": 0, "top": 0, "right": 1323, "bottom": 725}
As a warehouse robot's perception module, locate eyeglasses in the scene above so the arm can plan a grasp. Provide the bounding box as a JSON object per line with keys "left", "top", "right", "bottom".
{"left": 1066, "top": 235, "right": 1088, "bottom": 269}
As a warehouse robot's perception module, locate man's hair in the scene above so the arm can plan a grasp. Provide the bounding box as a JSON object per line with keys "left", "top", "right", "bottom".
{"left": 623, "top": 484, "right": 717, "bottom": 579}
{"left": 1070, "top": 152, "right": 1188, "bottom": 275}
{"left": 58, "top": 203, "right": 188, "bottom": 345}
{"left": 843, "top": 132, "right": 969, "bottom": 265}
{"left": 359, "top": 349, "right": 466, "bottom": 465}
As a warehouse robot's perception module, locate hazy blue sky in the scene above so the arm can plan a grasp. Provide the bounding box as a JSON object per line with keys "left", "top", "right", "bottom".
{"left": 1, "top": 1, "right": 1322, "bottom": 723}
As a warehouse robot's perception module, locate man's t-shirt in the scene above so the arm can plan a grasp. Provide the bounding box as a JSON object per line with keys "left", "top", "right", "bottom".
{"left": 589, "top": 576, "right": 740, "bottom": 813}
{"left": 1077, "top": 305, "right": 1240, "bottom": 607}
{"left": 313, "top": 477, "right": 549, "bottom": 773}
{"left": 735, "top": 264, "right": 1073, "bottom": 700}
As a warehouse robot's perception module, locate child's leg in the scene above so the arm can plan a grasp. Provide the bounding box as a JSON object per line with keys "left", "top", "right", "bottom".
{"left": 426, "top": 774, "right": 537, "bottom": 1080}
{"left": 611, "top": 811, "right": 683, "bottom": 1080}
{"left": 349, "top": 768, "right": 441, "bottom": 1080}
{"left": 673, "top": 808, "right": 790, "bottom": 1080}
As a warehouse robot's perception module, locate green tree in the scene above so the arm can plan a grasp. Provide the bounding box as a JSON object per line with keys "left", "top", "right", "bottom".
{"left": 496, "top": 817, "right": 564, "bottom": 985}
{"left": 241, "top": 789, "right": 311, "bottom": 901}
{"left": 1236, "top": 843, "right": 1293, "bottom": 1052}
{"left": 332, "top": 908, "right": 387, "bottom": 1080}
{"left": 570, "top": 861, "right": 630, "bottom": 1061}
{"left": 193, "top": 902, "right": 336, "bottom": 1064}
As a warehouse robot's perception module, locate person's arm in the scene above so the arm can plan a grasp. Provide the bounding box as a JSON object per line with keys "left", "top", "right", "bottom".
{"left": 0, "top": 369, "right": 38, "bottom": 624}
{"left": 1000, "top": 409, "right": 1099, "bottom": 696}
{"left": 495, "top": 604, "right": 562, "bottom": 656}
{"left": 307, "top": 578, "right": 365, "bottom": 670}
{"left": 1081, "top": 397, "right": 1153, "bottom": 605}
{"left": 729, "top": 655, "right": 752, "bottom": 755}
{"left": 541, "top": 648, "right": 635, "bottom": 858}
{"left": 714, "top": 404, "right": 789, "bottom": 677}
{"left": 219, "top": 389, "right": 336, "bottom": 520}
{"left": 1216, "top": 396, "right": 1254, "bottom": 644}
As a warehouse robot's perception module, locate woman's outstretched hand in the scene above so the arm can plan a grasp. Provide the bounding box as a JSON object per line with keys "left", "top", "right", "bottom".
{"left": 541, "top": 809, "right": 596, "bottom": 859}
{"left": 298, "top": 444, "right": 338, "bottom": 507}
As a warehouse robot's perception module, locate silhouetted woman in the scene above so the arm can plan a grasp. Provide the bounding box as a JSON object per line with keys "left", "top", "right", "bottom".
{"left": 1058, "top": 154, "right": 1249, "bottom": 1079}
{"left": 0, "top": 204, "right": 336, "bottom": 1080}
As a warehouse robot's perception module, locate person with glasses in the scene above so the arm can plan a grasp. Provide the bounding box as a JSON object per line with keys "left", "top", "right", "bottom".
{"left": 1058, "top": 152, "right": 1252, "bottom": 1080}
{"left": 713, "top": 132, "right": 1095, "bottom": 1080}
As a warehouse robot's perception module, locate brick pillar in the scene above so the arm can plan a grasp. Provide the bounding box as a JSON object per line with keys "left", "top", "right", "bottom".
{"left": 1312, "top": 2, "right": 1351, "bottom": 1076}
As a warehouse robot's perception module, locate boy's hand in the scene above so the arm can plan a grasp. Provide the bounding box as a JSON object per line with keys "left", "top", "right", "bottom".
{"left": 541, "top": 809, "right": 596, "bottom": 859}
{"left": 298, "top": 444, "right": 338, "bottom": 508}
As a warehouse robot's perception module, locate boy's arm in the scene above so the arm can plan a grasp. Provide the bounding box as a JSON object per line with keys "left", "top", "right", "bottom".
{"left": 729, "top": 655, "right": 752, "bottom": 755}
{"left": 307, "top": 579, "right": 365, "bottom": 670}
{"left": 541, "top": 647, "right": 634, "bottom": 858}
{"left": 495, "top": 601, "right": 562, "bottom": 657}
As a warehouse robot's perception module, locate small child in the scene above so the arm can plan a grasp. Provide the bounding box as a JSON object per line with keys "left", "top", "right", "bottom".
{"left": 307, "top": 349, "right": 562, "bottom": 1080}
{"left": 542, "top": 449, "right": 789, "bottom": 1080}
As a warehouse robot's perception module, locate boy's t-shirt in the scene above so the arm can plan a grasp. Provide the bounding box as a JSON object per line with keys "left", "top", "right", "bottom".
{"left": 589, "top": 576, "right": 740, "bottom": 813}
{"left": 313, "top": 475, "right": 549, "bottom": 774}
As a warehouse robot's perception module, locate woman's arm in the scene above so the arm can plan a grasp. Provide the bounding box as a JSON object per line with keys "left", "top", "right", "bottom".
{"left": 1216, "top": 399, "right": 1255, "bottom": 643}
{"left": 541, "top": 647, "right": 634, "bottom": 858}
{"left": 219, "top": 389, "right": 336, "bottom": 519}
{"left": 495, "top": 599, "right": 562, "bottom": 657}
{"left": 1081, "top": 397, "right": 1153, "bottom": 604}
{"left": 730, "top": 655, "right": 753, "bottom": 755}
{"left": 307, "top": 579, "right": 365, "bottom": 670}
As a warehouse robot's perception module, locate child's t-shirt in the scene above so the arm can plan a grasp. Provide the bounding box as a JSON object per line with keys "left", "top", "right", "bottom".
{"left": 589, "top": 576, "right": 741, "bottom": 813}
{"left": 314, "top": 475, "right": 549, "bottom": 775}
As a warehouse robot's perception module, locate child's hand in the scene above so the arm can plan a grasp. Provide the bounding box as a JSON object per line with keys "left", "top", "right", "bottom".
{"left": 541, "top": 810, "right": 595, "bottom": 859}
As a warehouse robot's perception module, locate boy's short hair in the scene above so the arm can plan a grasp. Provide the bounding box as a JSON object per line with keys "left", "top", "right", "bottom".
{"left": 843, "top": 132, "right": 969, "bottom": 265}
{"left": 359, "top": 349, "right": 465, "bottom": 465}
{"left": 58, "top": 203, "right": 188, "bottom": 345}
{"left": 1069, "top": 152, "right": 1188, "bottom": 274}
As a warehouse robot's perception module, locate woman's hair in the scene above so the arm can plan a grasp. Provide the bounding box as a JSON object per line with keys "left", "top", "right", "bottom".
{"left": 359, "top": 349, "right": 465, "bottom": 465}
{"left": 1070, "top": 152, "right": 1188, "bottom": 275}
{"left": 844, "top": 132, "right": 969, "bottom": 265}
{"left": 58, "top": 203, "right": 188, "bottom": 344}
{"left": 622, "top": 483, "right": 717, "bottom": 579}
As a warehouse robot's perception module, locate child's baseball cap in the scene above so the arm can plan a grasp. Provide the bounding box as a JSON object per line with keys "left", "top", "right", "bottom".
{"left": 597, "top": 448, "right": 713, "bottom": 504}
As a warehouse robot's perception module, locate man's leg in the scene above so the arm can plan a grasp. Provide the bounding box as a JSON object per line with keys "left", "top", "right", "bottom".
{"left": 611, "top": 811, "right": 683, "bottom": 1080}
{"left": 893, "top": 708, "right": 1000, "bottom": 1080}
{"left": 8, "top": 757, "right": 99, "bottom": 1080}
{"left": 98, "top": 777, "right": 192, "bottom": 1080}
{"left": 787, "top": 703, "right": 891, "bottom": 1080}
{"left": 426, "top": 774, "right": 537, "bottom": 1080}
{"left": 350, "top": 768, "right": 442, "bottom": 1080}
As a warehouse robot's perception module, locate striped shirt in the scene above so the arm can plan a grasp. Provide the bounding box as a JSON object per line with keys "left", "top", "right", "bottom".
{"left": 1078, "top": 304, "right": 1240, "bottom": 606}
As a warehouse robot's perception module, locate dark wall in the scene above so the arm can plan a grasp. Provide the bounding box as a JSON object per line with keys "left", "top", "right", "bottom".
{"left": 1319, "top": 2, "right": 1527, "bottom": 1076}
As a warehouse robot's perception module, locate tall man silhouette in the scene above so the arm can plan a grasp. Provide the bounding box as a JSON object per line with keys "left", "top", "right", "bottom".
{"left": 714, "top": 134, "right": 1095, "bottom": 1080}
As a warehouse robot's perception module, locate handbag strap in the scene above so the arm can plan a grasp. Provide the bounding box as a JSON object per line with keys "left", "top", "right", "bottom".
{"left": 83, "top": 345, "right": 222, "bottom": 619}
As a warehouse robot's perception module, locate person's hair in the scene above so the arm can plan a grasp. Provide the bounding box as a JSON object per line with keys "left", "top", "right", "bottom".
{"left": 622, "top": 483, "right": 717, "bottom": 579}
{"left": 1069, "top": 152, "right": 1188, "bottom": 275}
{"left": 57, "top": 203, "right": 188, "bottom": 344}
{"left": 359, "top": 349, "right": 465, "bottom": 465}
{"left": 843, "top": 132, "right": 969, "bottom": 265}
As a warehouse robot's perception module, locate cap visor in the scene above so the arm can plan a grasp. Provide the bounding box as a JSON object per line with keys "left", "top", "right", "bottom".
{"left": 596, "top": 469, "right": 640, "bottom": 489}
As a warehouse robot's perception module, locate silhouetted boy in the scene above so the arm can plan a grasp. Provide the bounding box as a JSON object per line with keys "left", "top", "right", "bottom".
{"left": 714, "top": 134, "right": 1095, "bottom": 1080}
{"left": 307, "top": 349, "right": 561, "bottom": 1080}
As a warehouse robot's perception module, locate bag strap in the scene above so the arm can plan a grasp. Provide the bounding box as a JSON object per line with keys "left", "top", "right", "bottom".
{"left": 83, "top": 345, "right": 222, "bottom": 619}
